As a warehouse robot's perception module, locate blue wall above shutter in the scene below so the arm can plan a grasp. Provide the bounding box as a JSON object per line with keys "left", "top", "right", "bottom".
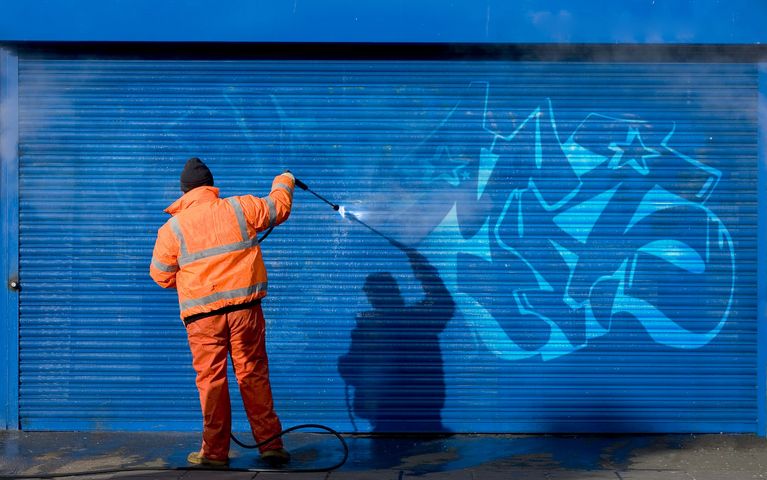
{"left": 17, "top": 58, "right": 759, "bottom": 433}
{"left": 2, "top": 1, "right": 767, "bottom": 44}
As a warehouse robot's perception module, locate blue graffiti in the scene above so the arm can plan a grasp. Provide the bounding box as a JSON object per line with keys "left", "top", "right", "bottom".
{"left": 159, "top": 81, "right": 735, "bottom": 362}
{"left": 419, "top": 82, "right": 735, "bottom": 361}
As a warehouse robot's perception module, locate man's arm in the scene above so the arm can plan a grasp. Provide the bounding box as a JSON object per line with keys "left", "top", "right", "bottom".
{"left": 149, "top": 223, "right": 180, "bottom": 289}
{"left": 406, "top": 249, "right": 455, "bottom": 317}
{"left": 237, "top": 172, "right": 295, "bottom": 233}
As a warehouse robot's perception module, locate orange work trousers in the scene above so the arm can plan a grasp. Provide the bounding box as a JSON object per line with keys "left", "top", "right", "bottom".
{"left": 185, "top": 303, "right": 283, "bottom": 461}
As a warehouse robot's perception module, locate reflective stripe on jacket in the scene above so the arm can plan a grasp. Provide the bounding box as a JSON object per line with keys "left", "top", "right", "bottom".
{"left": 150, "top": 174, "right": 294, "bottom": 319}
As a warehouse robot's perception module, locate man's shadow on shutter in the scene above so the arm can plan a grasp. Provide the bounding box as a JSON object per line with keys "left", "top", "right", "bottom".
{"left": 339, "top": 245, "right": 455, "bottom": 434}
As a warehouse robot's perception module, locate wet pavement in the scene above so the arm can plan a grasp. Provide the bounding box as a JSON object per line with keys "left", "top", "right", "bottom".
{"left": 1, "top": 431, "right": 767, "bottom": 479}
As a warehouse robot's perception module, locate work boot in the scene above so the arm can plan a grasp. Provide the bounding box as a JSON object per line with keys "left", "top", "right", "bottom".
{"left": 261, "top": 448, "right": 291, "bottom": 466}
{"left": 187, "top": 451, "right": 228, "bottom": 466}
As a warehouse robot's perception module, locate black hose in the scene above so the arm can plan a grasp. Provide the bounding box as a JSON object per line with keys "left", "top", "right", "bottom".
{"left": 1, "top": 424, "right": 349, "bottom": 479}
{"left": 257, "top": 225, "right": 275, "bottom": 244}
{"left": 231, "top": 423, "right": 349, "bottom": 472}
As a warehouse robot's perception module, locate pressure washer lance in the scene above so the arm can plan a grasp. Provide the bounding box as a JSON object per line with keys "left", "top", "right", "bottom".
{"left": 294, "top": 177, "right": 340, "bottom": 211}
{"left": 294, "top": 176, "right": 404, "bottom": 248}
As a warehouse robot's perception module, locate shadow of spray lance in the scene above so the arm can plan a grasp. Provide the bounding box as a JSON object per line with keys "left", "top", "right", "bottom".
{"left": 294, "top": 176, "right": 405, "bottom": 249}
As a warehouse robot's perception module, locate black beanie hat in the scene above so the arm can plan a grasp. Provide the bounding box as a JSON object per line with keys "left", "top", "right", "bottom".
{"left": 180, "top": 157, "right": 214, "bottom": 193}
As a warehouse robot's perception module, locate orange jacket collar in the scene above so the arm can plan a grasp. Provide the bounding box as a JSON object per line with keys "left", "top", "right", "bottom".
{"left": 165, "top": 186, "right": 220, "bottom": 215}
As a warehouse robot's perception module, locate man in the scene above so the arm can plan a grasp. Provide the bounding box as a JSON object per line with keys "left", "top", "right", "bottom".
{"left": 150, "top": 157, "right": 294, "bottom": 467}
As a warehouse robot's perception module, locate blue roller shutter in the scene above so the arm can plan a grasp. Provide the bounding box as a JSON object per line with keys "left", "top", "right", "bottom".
{"left": 17, "top": 58, "right": 759, "bottom": 433}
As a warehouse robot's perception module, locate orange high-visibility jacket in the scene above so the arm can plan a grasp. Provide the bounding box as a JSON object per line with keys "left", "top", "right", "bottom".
{"left": 150, "top": 174, "right": 294, "bottom": 319}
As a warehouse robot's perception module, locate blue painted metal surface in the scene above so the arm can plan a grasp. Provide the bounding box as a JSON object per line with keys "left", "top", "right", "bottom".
{"left": 16, "top": 58, "right": 758, "bottom": 433}
{"left": 759, "top": 64, "right": 767, "bottom": 436}
{"left": 1, "top": 0, "right": 767, "bottom": 44}
{"left": 0, "top": 47, "right": 20, "bottom": 430}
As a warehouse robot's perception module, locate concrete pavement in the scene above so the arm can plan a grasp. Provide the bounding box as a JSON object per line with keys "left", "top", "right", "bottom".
{"left": 1, "top": 432, "right": 766, "bottom": 479}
